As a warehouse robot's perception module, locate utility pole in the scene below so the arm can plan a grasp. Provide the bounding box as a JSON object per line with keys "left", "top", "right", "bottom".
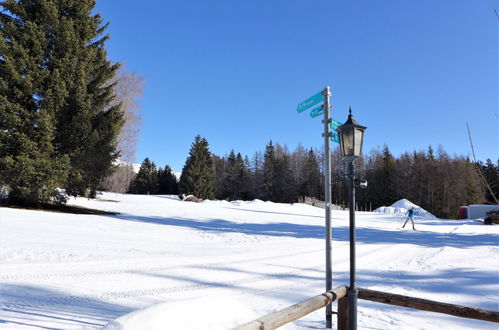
{"left": 322, "top": 86, "right": 333, "bottom": 328}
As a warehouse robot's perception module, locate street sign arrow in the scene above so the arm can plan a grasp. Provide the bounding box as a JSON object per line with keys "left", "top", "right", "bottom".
{"left": 309, "top": 106, "right": 323, "bottom": 118}
{"left": 297, "top": 91, "right": 323, "bottom": 113}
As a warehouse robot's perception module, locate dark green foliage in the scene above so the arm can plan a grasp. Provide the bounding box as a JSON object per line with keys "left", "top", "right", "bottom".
{"left": 158, "top": 165, "right": 178, "bottom": 195}
{"left": 262, "top": 141, "right": 277, "bottom": 201}
{"left": 482, "top": 159, "right": 499, "bottom": 204}
{"left": 299, "top": 149, "right": 321, "bottom": 199}
{"left": 355, "top": 145, "right": 485, "bottom": 218}
{"left": 128, "top": 158, "right": 158, "bottom": 194}
{"left": 179, "top": 135, "right": 215, "bottom": 199}
{"left": 219, "top": 151, "right": 251, "bottom": 201}
{"left": 0, "top": 0, "right": 123, "bottom": 204}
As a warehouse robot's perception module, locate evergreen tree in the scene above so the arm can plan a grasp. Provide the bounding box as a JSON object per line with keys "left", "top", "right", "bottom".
{"left": 262, "top": 141, "right": 277, "bottom": 201}
{"left": 0, "top": 0, "right": 123, "bottom": 203}
{"left": 274, "top": 144, "right": 294, "bottom": 203}
{"left": 482, "top": 159, "right": 499, "bottom": 204}
{"left": 0, "top": 0, "right": 70, "bottom": 205}
{"left": 221, "top": 150, "right": 249, "bottom": 200}
{"left": 250, "top": 151, "right": 264, "bottom": 200}
{"left": 158, "top": 165, "right": 178, "bottom": 194}
{"left": 179, "top": 135, "right": 215, "bottom": 199}
{"left": 300, "top": 148, "right": 321, "bottom": 199}
{"left": 213, "top": 154, "right": 227, "bottom": 199}
{"left": 128, "top": 158, "right": 158, "bottom": 194}
{"left": 376, "top": 145, "right": 397, "bottom": 205}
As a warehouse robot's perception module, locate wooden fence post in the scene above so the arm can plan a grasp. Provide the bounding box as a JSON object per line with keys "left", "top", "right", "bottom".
{"left": 337, "top": 296, "right": 349, "bottom": 330}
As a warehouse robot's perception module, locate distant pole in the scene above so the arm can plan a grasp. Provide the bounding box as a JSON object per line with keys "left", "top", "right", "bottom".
{"left": 322, "top": 86, "right": 333, "bottom": 328}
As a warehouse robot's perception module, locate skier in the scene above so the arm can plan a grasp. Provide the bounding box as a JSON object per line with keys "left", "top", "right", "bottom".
{"left": 402, "top": 207, "right": 416, "bottom": 230}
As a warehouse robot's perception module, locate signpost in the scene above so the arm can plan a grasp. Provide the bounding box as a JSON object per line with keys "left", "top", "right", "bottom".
{"left": 330, "top": 119, "right": 343, "bottom": 144}
{"left": 296, "top": 86, "right": 333, "bottom": 328}
{"left": 296, "top": 91, "right": 323, "bottom": 113}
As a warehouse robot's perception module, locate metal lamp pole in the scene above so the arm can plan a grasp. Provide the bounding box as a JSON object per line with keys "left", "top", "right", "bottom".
{"left": 348, "top": 160, "right": 358, "bottom": 330}
{"left": 336, "top": 108, "right": 366, "bottom": 330}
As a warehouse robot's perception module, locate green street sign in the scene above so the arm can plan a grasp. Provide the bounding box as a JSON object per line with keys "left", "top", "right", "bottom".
{"left": 330, "top": 119, "right": 342, "bottom": 144}
{"left": 330, "top": 119, "right": 342, "bottom": 130}
{"left": 297, "top": 91, "right": 323, "bottom": 113}
{"left": 331, "top": 132, "right": 340, "bottom": 144}
{"left": 309, "top": 106, "right": 323, "bottom": 118}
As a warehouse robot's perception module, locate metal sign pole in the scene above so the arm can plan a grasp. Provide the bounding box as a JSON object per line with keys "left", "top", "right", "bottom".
{"left": 322, "top": 86, "right": 333, "bottom": 328}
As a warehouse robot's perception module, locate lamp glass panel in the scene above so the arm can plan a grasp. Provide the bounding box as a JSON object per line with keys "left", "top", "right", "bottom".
{"left": 354, "top": 128, "right": 364, "bottom": 156}
{"left": 342, "top": 127, "right": 354, "bottom": 156}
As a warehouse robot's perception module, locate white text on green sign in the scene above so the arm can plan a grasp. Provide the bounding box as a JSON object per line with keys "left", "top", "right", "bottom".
{"left": 330, "top": 119, "right": 343, "bottom": 130}
{"left": 331, "top": 132, "right": 340, "bottom": 144}
{"left": 297, "top": 91, "right": 323, "bottom": 113}
{"left": 309, "top": 106, "right": 323, "bottom": 118}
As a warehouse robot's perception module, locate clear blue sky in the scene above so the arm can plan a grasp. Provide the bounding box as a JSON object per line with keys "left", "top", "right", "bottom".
{"left": 95, "top": 0, "right": 498, "bottom": 171}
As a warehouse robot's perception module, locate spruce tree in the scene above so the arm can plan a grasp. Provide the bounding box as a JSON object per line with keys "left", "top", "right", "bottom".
{"left": 300, "top": 149, "right": 321, "bottom": 199}
{"left": 482, "top": 159, "right": 499, "bottom": 204}
{"left": 128, "top": 158, "right": 158, "bottom": 194}
{"left": 179, "top": 135, "right": 215, "bottom": 199}
{"left": 0, "top": 0, "right": 123, "bottom": 203}
{"left": 45, "top": 0, "right": 122, "bottom": 197}
{"left": 158, "top": 165, "right": 178, "bottom": 194}
{"left": 262, "top": 141, "right": 277, "bottom": 201}
{"left": 0, "top": 0, "right": 69, "bottom": 205}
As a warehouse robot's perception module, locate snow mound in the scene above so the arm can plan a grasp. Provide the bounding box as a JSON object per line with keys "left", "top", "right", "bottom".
{"left": 103, "top": 295, "right": 258, "bottom": 330}
{"left": 373, "top": 199, "right": 436, "bottom": 219}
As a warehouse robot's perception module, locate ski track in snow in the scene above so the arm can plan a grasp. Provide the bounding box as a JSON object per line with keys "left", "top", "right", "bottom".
{"left": 1, "top": 193, "right": 498, "bottom": 330}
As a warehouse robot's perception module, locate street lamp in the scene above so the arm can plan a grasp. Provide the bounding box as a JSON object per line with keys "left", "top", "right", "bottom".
{"left": 336, "top": 107, "right": 366, "bottom": 330}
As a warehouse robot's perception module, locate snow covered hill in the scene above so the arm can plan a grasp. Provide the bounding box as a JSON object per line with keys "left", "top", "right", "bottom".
{"left": 0, "top": 193, "right": 498, "bottom": 329}
{"left": 374, "top": 199, "right": 437, "bottom": 219}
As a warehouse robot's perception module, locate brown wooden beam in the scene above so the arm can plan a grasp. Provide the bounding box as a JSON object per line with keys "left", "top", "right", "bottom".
{"left": 358, "top": 287, "right": 499, "bottom": 323}
{"left": 233, "top": 285, "right": 347, "bottom": 330}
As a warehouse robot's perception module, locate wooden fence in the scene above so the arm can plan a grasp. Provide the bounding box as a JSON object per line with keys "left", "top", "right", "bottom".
{"left": 233, "top": 286, "right": 499, "bottom": 330}
{"left": 234, "top": 286, "right": 347, "bottom": 330}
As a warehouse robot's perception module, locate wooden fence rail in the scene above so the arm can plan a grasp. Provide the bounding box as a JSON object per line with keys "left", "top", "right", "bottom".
{"left": 232, "top": 285, "right": 347, "bottom": 330}
{"left": 233, "top": 285, "right": 499, "bottom": 330}
{"left": 356, "top": 287, "right": 499, "bottom": 323}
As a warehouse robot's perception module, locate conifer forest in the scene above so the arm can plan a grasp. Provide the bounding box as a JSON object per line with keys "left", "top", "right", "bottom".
{"left": 129, "top": 135, "right": 498, "bottom": 219}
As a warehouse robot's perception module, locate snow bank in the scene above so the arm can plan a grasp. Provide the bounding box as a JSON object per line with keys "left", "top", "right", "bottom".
{"left": 373, "top": 199, "right": 436, "bottom": 219}
{"left": 103, "top": 295, "right": 258, "bottom": 330}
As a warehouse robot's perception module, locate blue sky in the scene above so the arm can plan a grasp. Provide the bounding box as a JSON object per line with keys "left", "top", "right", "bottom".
{"left": 95, "top": 0, "right": 498, "bottom": 171}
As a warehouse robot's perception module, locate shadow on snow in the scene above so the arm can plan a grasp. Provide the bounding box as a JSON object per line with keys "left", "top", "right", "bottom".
{"left": 114, "top": 214, "right": 498, "bottom": 248}
{"left": 0, "top": 284, "right": 132, "bottom": 329}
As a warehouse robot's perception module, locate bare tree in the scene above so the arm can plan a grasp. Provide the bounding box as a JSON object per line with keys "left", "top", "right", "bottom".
{"left": 113, "top": 66, "right": 145, "bottom": 163}
{"left": 101, "top": 65, "right": 145, "bottom": 193}
{"left": 466, "top": 122, "right": 498, "bottom": 204}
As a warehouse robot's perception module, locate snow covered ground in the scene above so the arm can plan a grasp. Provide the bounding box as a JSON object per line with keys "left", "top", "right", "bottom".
{"left": 0, "top": 193, "right": 498, "bottom": 329}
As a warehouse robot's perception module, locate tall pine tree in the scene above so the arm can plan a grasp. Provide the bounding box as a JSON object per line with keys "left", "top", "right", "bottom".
{"left": 1, "top": 0, "right": 69, "bottom": 205}
{"left": 158, "top": 165, "right": 178, "bottom": 195}
{"left": 179, "top": 135, "right": 215, "bottom": 199}
{"left": 262, "top": 140, "right": 277, "bottom": 201}
{"left": 0, "top": 0, "right": 123, "bottom": 203}
{"left": 128, "top": 158, "right": 159, "bottom": 194}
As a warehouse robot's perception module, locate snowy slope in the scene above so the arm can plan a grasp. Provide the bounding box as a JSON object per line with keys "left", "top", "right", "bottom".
{"left": 0, "top": 193, "right": 498, "bottom": 329}
{"left": 374, "top": 199, "right": 437, "bottom": 219}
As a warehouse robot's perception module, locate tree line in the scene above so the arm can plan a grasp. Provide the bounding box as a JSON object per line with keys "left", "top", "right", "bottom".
{"left": 127, "top": 135, "right": 498, "bottom": 219}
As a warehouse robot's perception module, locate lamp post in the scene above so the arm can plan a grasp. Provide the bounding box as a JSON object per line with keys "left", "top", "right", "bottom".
{"left": 336, "top": 107, "right": 366, "bottom": 330}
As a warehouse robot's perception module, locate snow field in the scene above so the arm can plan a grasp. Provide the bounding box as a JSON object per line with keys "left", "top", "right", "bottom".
{"left": 0, "top": 193, "right": 498, "bottom": 329}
